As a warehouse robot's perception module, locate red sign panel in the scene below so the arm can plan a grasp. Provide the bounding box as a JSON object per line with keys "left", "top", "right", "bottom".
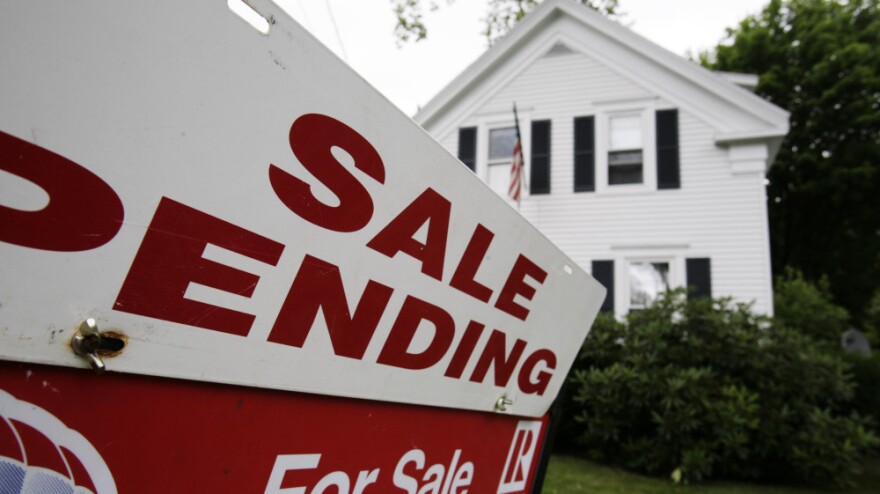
{"left": 0, "top": 362, "right": 548, "bottom": 494}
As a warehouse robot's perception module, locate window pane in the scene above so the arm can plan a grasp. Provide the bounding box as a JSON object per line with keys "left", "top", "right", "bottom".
{"left": 609, "top": 115, "right": 641, "bottom": 150}
{"left": 609, "top": 163, "right": 643, "bottom": 185}
{"left": 489, "top": 127, "right": 517, "bottom": 160}
{"left": 609, "top": 150, "right": 642, "bottom": 166}
{"left": 488, "top": 162, "right": 511, "bottom": 197}
{"left": 629, "top": 262, "right": 670, "bottom": 308}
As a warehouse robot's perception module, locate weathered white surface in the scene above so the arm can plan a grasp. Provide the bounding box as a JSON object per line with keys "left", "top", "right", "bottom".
{"left": 0, "top": 0, "right": 604, "bottom": 417}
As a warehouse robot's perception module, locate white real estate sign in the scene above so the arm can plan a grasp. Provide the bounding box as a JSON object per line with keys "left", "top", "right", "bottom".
{"left": 0, "top": 0, "right": 605, "bottom": 417}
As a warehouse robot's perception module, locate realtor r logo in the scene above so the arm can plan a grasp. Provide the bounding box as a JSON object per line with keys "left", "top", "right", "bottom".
{"left": 497, "top": 420, "right": 542, "bottom": 493}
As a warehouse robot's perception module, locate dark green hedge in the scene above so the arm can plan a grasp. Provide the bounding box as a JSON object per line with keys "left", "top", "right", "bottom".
{"left": 566, "top": 290, "right": 877, "bottom": 487}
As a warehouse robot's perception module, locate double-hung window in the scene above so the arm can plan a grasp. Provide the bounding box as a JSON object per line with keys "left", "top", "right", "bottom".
{"left": 593, "top": 255, "right": 710, "bottom": 316}
{"left": 608, "top": 114, "right": 644, "bottom": 185}
{"left": 487, "top": 127, "right": 517, "bottom": 196}
{"left": 575, "top": 101, "right": 680, "bottom": 192}
{"left": 457, "top": 116, "right": 552, "bottom": 197}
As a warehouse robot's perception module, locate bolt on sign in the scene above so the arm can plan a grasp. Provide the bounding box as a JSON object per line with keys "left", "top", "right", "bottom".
{"left": 0, "top": 1, "right": 606, "bottom": 492}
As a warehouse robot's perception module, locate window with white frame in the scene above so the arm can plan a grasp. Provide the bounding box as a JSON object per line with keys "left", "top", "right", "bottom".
{"left": 487, "top": 126, "right": 517, "bottom": 196}
{"left": 628, "top": 260, "right": 670, "bottom": 310}
{"left": 608, "top": 114, "right": 643, "bottom": 185}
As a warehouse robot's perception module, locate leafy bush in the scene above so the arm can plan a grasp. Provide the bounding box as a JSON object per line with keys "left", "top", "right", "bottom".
{"left": 552, "top": 312, "right": 623, "bottom": 452}
{"left": 862, "top": 290, "right": 880, "bottom": 349}
{"left": 774, "top": 268, "right": 850, "bottom": 345}
{"left": 569, "top": 290, "right": 877, "bottom": 487}
{"left": 843, "top": 352, "right": 880, "bottom": 440}
{"left": 773, "top": 270, "right": 880, "bottom": 440}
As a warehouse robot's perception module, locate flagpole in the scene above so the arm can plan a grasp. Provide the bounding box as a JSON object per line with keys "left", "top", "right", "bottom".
{"left": 515, "top": 104, "right": 529, "bottom": 206}
{"left": 513, "top": 103, "right": 522, "bottom": 144}
{"left": 510, "top": 103, "right": 525, "bottom": 209}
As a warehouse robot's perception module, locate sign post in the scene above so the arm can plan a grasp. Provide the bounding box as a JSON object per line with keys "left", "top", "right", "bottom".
{"left": 0, "top": 1, "right": 605, "bottom": 492}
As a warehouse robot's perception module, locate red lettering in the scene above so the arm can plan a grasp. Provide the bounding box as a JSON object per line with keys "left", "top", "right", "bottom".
{"left": 114, "top": 197, "right": 283, "bottom": 336}
{"left": 517, "top": 349, "right": 556, "bottom": 395}
{"left": 0, "top": 131, "right": 124, "bottom": 251}
{"left": 469, "top": 329, "right": 526, "bottom": 387}
{"left": 269, "top": 114, "right": 385, "bottom": 232}
{"left": 444, "top": 320, "right": 485, "bottom": 379}
{"left": 268, "top": 255, "right": 393, "bottom": 360}
{"left": 366, "top": 188, "right": 451, "bottom": 281}
{"left": 377, "top": 296, "right": 454, "bottom": 370}
{"left": 495, "top": 255, "right": 548, "bottom": 321}
{"left": 449, "top": 224, "right": 494, "bottom": 303}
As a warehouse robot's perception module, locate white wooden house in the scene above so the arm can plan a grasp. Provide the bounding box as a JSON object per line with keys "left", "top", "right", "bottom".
{"left": 414, "top": 0, "right": 789, "bottom": 317}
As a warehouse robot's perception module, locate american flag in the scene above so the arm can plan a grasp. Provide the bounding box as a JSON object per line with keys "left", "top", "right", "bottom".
{"left": 508, "top": 104, "right": 524, "bottom": 204}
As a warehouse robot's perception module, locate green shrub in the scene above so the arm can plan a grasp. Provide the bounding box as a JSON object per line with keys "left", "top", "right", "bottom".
{"left": 552, "top": 312, "right": 624, "bottom": 452}
{"left": 843, "top": 352, "right": 880, "bottom": 440}
{"left": 570, "top": 290, "right": 877, "bottom": 487}
{"left": 774, "top": 268, "right": 850, "bottom": 345}
{"left": 863, "top": 290, "right": 880, "bottom": 349}
{"left": 772, "top": 272, "right": 879, "bottom": 442}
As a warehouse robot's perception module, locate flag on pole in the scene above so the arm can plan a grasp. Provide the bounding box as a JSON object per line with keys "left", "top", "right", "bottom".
{"left": 508, "top": 104, "right": 524, "bottom": 204}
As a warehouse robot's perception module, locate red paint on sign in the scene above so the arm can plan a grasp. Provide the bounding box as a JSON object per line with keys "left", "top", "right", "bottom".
{"left": 0, "top": 131, "right": 124, "bottom": 252}
{"left": 0, "top": 362, "right": 547, "bottom": 493}
{"left": 114, "top": 197, "right": 285, "bottom": 336}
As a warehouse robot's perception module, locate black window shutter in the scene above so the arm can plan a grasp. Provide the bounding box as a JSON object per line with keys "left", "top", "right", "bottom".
{"left": 457, "top": 127, "right": 477, "bottom": 172}
{"left": 656, "top": 109, "right": 680, "bottom": 189}
{"left": 592, "top": 260, "right": 614, "bottom": 312}
{"left": 686, "top": 258, "right": 712, "bottom": 299}
{"left": 530, "top": 120, "right": 551, "bottom": 194}
{"left": 574, "top": 116, "right": 595, "bottom": 192}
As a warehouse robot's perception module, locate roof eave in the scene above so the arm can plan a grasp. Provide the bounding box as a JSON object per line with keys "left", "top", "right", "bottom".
{"left": 415, "top": 0, "right": 790, "bottom": 135}
{"left": 414, "top": 0, "right": 563, "bottom": 127}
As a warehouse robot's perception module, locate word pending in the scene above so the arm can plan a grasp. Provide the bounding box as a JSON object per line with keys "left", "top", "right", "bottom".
{"left": 0, "top": 115, "right": 558, "bottom": 395}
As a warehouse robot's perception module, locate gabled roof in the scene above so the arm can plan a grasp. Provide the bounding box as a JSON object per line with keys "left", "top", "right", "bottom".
{"left": 414, "top": 0, "right": 788, "bottom": 151}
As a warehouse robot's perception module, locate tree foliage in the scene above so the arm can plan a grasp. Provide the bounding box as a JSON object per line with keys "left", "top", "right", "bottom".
{"left": 392, "top": 0, "right": 619, "bottom": 45}
{"left": 773, "top": 267, "right": 850, "bottom": 345}
{"left": 391, "top": 0, "right": 437, "bottom": 44}
{"left": 703, "top": 0, "right": 880, "bottom": 321}
{"left": 568, "top": 290, "right": 878, "bottom": 487}
{"left": 864, "top": 289, "right": 880, "bottom": 347}
{"left": 772, "top": 272, "right": 880, "bottom": 435}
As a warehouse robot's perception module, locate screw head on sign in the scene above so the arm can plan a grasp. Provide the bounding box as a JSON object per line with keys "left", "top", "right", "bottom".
{"left": 495, "top": 395, "right": 513, "bottom": 412}
{"left": 71, "top": 318, "right": 106, "bottom": 373}
{"left": 79, "top": 318, "right": 99, "bottom": 336}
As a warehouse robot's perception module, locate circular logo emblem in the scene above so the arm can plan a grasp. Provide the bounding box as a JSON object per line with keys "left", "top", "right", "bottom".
{"left": 0, "top": 389, "right": 117, "bottom": 494}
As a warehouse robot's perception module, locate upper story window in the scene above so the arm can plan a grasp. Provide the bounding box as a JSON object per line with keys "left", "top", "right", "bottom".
{"left": 456, "top": 116, "right": 551, "bottom": 197}
{"left": 573, "top": 104, "right": 680, "bottom": 193}
{"left": 608, "top": 114, "right": 644, "bottom": 185}
{"left": 489, "top": 127, "right": 517, "bottom": 159}
{"left": 487, "top": 127, "right": 517, "bottom": 196}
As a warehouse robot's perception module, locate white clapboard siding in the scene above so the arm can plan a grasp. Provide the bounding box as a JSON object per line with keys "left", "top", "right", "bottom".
{"left": 429, "top": 47, "right": 774, "bottom": 317}
{"left": 476, "top": 51, "right": 651, "bottom": 118}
